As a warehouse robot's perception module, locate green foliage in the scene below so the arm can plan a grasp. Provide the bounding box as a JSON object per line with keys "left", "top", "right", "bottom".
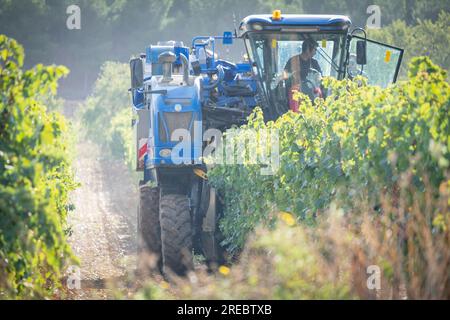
{"left": 0, "top": 35, "right": 77, "bottom": 298}
{"left": 304, "top": 0, "right": 449, "bottom": 27}
{"left": 138, "top": 216, "right": 354, "bottom": 299}
{"left": 81, "top": 61, "right": 135, "bottom": 167}
{"left": 209, "top": 57, "right": 450, "bottom": 253}
{"left": 137, "top": 176, "right": 449, "bottom": 299}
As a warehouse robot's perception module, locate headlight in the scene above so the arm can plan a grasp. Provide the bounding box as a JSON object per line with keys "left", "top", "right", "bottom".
{"left": 252, "top": 23, "right": 264, "bottom": 31}
{"left": 159, "top": 148, "right": 171, "bottom": 158}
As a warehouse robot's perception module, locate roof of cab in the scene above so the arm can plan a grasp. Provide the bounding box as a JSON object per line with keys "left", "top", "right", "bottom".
{"left": 239, "top": 14, "right": 352, "bottom": 35}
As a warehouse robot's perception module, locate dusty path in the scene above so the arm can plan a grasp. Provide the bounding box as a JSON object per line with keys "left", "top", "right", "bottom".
{"left": 66, "top": 141, "right": 138, "bottom": 299}
{"left": 63, "top": 102, "right": 139, "bottom": 299}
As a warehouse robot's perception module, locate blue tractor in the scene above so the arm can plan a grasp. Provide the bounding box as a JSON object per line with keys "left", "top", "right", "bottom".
{"left": 129, "top": 11, "right": 404, "bottom": 275}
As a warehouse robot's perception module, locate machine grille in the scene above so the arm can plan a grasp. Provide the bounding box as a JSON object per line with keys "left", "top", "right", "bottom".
{"left": 158, "top": 111, "right": 194, "bottom": 142}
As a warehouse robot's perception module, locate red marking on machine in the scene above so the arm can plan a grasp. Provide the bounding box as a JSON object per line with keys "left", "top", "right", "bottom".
{"left": 138, "top": 138, "right": 148, "bottom": 169}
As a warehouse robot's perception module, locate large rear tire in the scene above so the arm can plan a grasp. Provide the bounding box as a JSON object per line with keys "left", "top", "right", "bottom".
{"left": 159, "top": 194, "right": 193, "bottom": 275}
{"left": 137, "top": 185, "right": 161, "bottom": 270}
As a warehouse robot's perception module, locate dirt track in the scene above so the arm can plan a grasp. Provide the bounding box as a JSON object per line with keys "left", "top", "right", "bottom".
{"left": 63, "top": 102, "right": 139, "bottom": 299}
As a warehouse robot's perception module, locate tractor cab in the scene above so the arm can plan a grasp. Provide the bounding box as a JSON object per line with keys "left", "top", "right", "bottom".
{"left": 239, "top": 11, "right": 404, "bottom": 119}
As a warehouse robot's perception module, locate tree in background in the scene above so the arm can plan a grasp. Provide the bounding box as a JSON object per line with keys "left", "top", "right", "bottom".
{"left": 0, "top": 0, "right": 448, "bottom": 98}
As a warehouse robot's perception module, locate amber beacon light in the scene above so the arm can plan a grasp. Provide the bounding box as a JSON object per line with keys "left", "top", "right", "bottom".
{"left": 272, "top": 10, "right": 282, "bottom": 20}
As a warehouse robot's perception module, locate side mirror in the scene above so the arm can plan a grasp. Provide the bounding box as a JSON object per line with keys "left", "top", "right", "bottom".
{"left": 130, "top": 58, "right": 144, "bottom": 89}
{"left": 356, "top": 40, "right": 367, "bottom": 65}
{"left": 222, "top": 31, "right": 233, "bottom": 45}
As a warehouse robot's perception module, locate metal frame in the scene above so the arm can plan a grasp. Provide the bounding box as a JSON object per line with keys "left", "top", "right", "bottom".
{"left": 352, "top": 35, "right": 404, "bottom": 83}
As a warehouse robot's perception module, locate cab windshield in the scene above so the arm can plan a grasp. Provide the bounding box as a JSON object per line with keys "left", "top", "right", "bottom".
{"left": 244, "top": 32, "right": 347, "bottom": 117}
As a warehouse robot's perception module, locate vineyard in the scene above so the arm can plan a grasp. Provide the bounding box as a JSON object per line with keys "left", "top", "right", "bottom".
{"left": 0, "top": 1, "right": 449, "bottom": 302}
{"left": 0, "top": 36, "right": 77, "bottom": 298}
{"left": 138, "top": 57, "right": 449, "bottom": 300}
{"left": 209, "top": 57, "right": 449, "bottom": 254}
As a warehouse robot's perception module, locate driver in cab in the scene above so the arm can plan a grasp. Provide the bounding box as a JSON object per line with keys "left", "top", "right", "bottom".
{"left": 283, "top": 38, "right": 322, "bottom": 84}
{"left": 283, "top": 38, "right": 322, "bottom": 111}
